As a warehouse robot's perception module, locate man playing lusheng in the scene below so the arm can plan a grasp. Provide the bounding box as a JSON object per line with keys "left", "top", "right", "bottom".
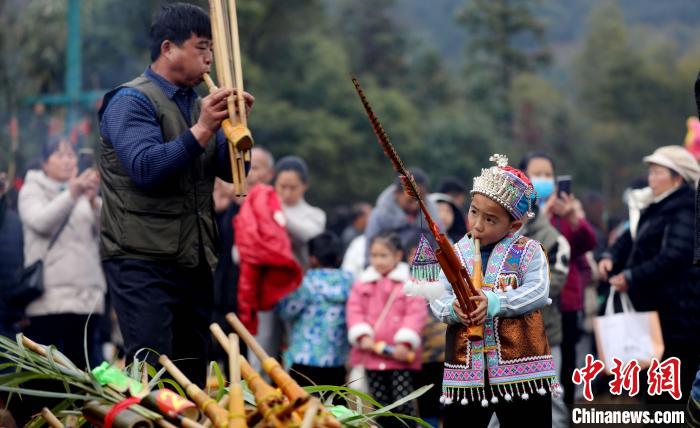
{"left": 98, "top": 3, "right": 253, "bottom": 386}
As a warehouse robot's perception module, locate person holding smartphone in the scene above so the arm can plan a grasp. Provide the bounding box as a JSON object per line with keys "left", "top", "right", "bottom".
{"left": 519, "top": 152, "right": 597, "bottom": 411}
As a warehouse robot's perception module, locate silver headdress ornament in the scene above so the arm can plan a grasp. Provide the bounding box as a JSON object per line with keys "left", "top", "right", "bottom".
{"left": 471, "top": 154, "right": 536, "bottom": 220}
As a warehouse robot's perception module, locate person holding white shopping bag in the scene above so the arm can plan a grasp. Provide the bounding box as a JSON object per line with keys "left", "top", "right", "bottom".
{"left": 598, "top": 145, "right": 700, "bottom": 402}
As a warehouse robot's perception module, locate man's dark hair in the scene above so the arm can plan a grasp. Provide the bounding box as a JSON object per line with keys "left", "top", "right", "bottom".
{"left": 438, "top": 176, "right": 468, "bottom": 195}
{"left": 150, "top": 3, "right": 212, "bottom": 61}
{"left": 309, "top": 231, "right": 343, "bottom": 268}
{"left": 518, "top": 151, "right": 556, "bottom": 175}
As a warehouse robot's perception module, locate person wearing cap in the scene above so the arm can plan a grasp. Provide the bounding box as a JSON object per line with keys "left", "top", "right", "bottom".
{"left": 598, "top": 145, "right": 700, "bottom": 402}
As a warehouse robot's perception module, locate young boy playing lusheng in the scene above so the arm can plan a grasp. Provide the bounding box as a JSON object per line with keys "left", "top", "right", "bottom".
{"left": 431, "top": 154, "right": 559, "bottom": 427}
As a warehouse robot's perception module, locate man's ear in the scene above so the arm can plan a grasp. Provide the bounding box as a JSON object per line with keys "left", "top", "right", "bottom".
{"left": 509, "top": 219, "right": 523, "bottom": 234}
{"left": 160, "top": 40, "right": 173, "bottom": 60}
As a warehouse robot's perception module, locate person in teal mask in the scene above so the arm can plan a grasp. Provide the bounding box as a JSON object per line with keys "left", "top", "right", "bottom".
{"left": 518, "top": 152, "right": 571, "bottom": 428}
{"left": 519, "top": 152, "right": 597, "bottom": 415}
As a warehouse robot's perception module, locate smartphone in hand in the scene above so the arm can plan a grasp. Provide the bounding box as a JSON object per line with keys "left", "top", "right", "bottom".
{"left": 556, "top": 175, "right": 572, "bottom": 198}
{"left": 78, "top": 148, "right": 95, "bottom": 173}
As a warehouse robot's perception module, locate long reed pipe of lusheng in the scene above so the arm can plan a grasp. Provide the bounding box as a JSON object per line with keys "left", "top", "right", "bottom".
{"left": 228, "top": 334, "right": 247, "bottom": 428}
{"left": 202, "top": 72, "right": 248, "bottom": 196}
{"left": 208, "top": 323, "right": 288, "bottom": 428}
{"left": 158, "top": 355, "right": 229, "bottom": 428}
{"left": 351, "top": 77, "right": 482, "bottom": 340}
{"left": 470, "top": 239, "right": 484, "bottom": 339}
{"left": 227, "top": 0, "right": 247, "bottom": 130}
{"left": 207, "top": 0, "right": 253, "bottom": 196}
{"left": 41, "top": 407, "right": 64, "bottom": 428}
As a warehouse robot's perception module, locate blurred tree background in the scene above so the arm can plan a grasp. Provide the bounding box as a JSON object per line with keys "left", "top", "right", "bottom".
{"left": 1, "top": 0, "right": 699, "bottom": 220}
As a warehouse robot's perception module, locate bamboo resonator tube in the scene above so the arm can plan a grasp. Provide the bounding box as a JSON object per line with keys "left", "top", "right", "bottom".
{"left": 225, "top": 314, "right": 342, "bottom": 428}
{"left": 225, "top": 313, "right": 309, "bottom": 406}
{"left": 207, "top": 0, "right": 252, "bottom": 197}
{"left": 209, "top": 323, "right": 290, "bottom": 428}
{"left": 227, "top": 334, "right": 246, "bottom": 428}
{"left": 158, "top": 355, "right": 229, "bottom": 428}
{"left": 468, "top": 238, "right": 485, "bottom": 339}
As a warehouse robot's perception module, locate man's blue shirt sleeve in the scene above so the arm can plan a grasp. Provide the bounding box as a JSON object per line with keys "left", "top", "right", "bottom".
{"left": 100, "top": 88, "right": 204, "bottom": 189}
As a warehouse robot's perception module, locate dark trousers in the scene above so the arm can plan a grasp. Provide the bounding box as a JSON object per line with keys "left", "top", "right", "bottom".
{"left": 414, "top": 361, "right": 444, "bottom": 419}
{"left": 443, "top": 389, "right": 552, "bottom": 428}
{"left": 366, "top": 369, "right": 416, "bottom": 428}
{"left": 7, "top": 314, "right": 98, "bottom": 425}
{"left": 104, "top": 258, "right": 213, "bottom": 387}
{"left": 24, "top": 313, "right": 98, "bottom": 367}
{"left": 290, "top": 363, "right": 347, "bottom": 389}
{"left": 561, "top": 310, "right": 581, "bottom": 406}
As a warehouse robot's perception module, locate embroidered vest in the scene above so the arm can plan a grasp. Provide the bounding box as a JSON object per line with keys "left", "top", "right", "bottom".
{"left": 441, "top": 233, "right": 559, "bottom": 405}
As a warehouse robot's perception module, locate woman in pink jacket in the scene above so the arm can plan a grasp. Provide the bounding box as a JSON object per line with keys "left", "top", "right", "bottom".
{"left": 347, "top": 232, "right": 427, "bottom": 427}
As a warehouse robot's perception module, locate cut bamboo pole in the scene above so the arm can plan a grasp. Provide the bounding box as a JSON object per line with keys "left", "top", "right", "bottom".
{"left": 300, "top": 399, "right": 320, "bottom": 428}
{"left": 158, "top": 355, "right": 228, "bottom": 428}
{"left": 228, "top": 334, "right": 246, "bottom": 428}
{"left": 209, "top": 324, "right": 288, "bottom": 428}
{"left": 225, "top": 313, "right": 308, "bottom": 405}
{"left": 227, "top": 0, "right": 246, "bottom": 128}
{"left": 42, "top": 407, "right": 64, "bottom": 428}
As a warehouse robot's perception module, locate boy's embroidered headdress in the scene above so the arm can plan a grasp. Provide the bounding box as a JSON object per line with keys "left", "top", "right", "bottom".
{"left": 471, "top": 154, "right": 537, "bottom": 220}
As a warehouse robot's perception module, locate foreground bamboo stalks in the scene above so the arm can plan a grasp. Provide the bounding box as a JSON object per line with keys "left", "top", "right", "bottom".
{"left": 209, "top": 323, "right": 292, "bottom": 428}
{"left": 159, "top": 355, "right": 229, "bottom": 428}
{"left": 225, "top": 314, "right": 342, "bottom": 428}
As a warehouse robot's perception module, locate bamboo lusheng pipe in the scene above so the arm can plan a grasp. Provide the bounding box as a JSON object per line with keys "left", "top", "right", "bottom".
{"left": 468, "top": 238, "right": 485, "bottom": 339}
{"left": 158, "top": 355, "right": 228, "bottom": 428}
{"left": 225, "top": 315, "right": 342, "bottom": 428}
{"left": 351, "top": 77, "right": 482, "bottom": 340}
{"left": 207, "top": 0, "right": 252, "bottom": 196}
{"left": 201, "top": 72, "right": 249, "bottom": 197}
{"left": 227, "top": 0, "right": 247, "bottom": 130}
{"left": 208, "top": 324, "right": 288, "bottom": 428}
{"left": 42, "top": 407, "right": 64, "bottom": 428}
{"left": 225, "top": 313, "right": 308, "bottom": 407}
{"left": 82, "top": 401, "right": 154, "bottom": 428}
{"left": 228, "top": 334, "right": 247, "bottom": 428}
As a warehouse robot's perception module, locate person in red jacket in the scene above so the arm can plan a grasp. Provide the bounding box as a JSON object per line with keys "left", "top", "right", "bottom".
{"left": 520, "top": 152, "right": 597, "bottom": 408}
{"left": 234, "top": 184, "right": 302, "bottom": 336}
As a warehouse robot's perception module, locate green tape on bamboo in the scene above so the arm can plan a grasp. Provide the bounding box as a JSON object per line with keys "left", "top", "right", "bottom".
{"left": 92, "top": 362, "right": 144, "bottom": 395}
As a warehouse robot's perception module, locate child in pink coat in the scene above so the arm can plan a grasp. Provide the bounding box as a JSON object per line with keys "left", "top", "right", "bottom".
{"left": 347, "top": 232, "right": 428, "bottom": 427}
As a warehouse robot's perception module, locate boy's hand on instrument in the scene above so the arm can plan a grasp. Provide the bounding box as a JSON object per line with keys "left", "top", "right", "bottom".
{"left": 359, "top": 336, "right": 374, "bottom": 351}
{"left": 452, "top": 299, "right": 471, "bottom": 325}
{"left": 468, "top": 290, "right": 487, "bottom": 325}
{"left": 392, "top": 344, "right": 412, "bottom": 362}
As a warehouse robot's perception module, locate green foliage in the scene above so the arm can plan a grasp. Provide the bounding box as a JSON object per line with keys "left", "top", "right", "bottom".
{"left": 459, "top": 0, "right": 550, "bottom": 135}
{"left": 0, "top": 0, "right": 699, "bottom": 218}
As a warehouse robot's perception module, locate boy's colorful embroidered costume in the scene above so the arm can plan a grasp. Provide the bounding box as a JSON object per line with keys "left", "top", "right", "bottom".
{"left": 431, "top": 155, "right": 561, "bottom": 406}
